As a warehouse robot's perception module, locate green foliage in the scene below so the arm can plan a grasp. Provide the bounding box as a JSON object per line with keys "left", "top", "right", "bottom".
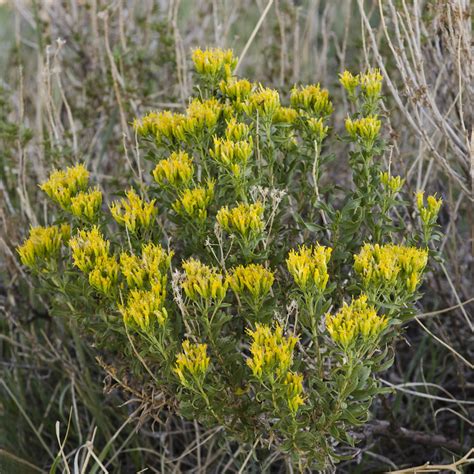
{"left": 0, "top": 85, "right": 33, "bottom": 187}
{"left": 16, "top": 48, "right": 442, "bottom": 469}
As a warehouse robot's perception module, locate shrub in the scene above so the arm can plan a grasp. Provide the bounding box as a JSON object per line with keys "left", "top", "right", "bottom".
{"left": 17, "top": 48, "right": 441, "bottom": 469}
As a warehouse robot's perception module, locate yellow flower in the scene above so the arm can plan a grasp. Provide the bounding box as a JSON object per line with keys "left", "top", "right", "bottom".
{"left": 272, "top": 106, "right": 298, "bottom": 124}
{"left": 181, "top": 258, "right": 228, "bottom": 303}
{"left": 416, "top": 191, "right": 442, "bottom": 226}
{"left": 360, "top": 68, "right": 383, "bottom": 100}
{"left": 246, "top": 323, "right": 298, "bottom": 380}
{"left": 17, "top": 224, "right": 70, "bottom": 268}
{"left": 306, "top": 117, "right": 329, "bottom": 143}
{"left": 120, "top": 252, "right": 146, "bottom": 289}
{"left": 326, "top": 295, "right": 388, "bottom": 349}
{"left": 88, "top": 255, "right": 119, "bottom": 295}
{"left": 120, "top": 242, "right": 173, "bottom": 289}
{"left": 216, "top": 202, "right": 264, "bottom": 241}
{"left": 225, "top": 118, "right": 250, "bottom": 142}
{"left": 380, "top": 172, "right": 404, "bottom": 194}
{"left": 142, "top": 242, "right": 173, "bottom": 275}
{"left": 242, "top": 85, "right": 280, "bottom": 121}
{"left": 133, "top": 110, "right": 186, "bottom": 145}
{"left": 339, "top": 70, "right": 359, "bottom": 96}
{"left": 219, "top": 78, "right": 253, "bottom": 104}
{"left": 427, "top": 195, "right": 442, "bottom": 214}
{"left": 172, "top": 181, "right": 214, "bottom": 222}
{"left": 345, "top": 116, "right": 381, "bottom": 146}
{"left": 354, "top": 243, "right": 428, "bottom": 294}
{"left": 228, "top": 264, "right": 274, "bottom": 303}
{"left": 182, "top": 98, "right": 223, "bottom": 136}
{"left": 192, "top": 48, "right": 237, "bottom": 81}
{"left": 286, "top": 244, "right": 332, "bottom": 293}
{"left": 69, "top": 226, "right": 110, "bottom": 273}
{"left": 290, "top": 84, "right": 333, "bottom": 117}
{"left": 152, "top": 151, "right": 194, "bottom": 189}
{"left": 284, "top": 371, "right": 305, "bottom": 415}
{"left": 416, "top": 191, "right": 424, "bottom": 211}
{"left": 40, "top": 163, "right": 89, "bottom": 210}
{"left": 110, "top": 189, "right": 157, "bottom": 234}
{"left": 174, "top": 340, "right": 210, "bottom": 385}
{"left": 210, "top": 137, "right": 253, "bottom": 176}
{"left": 70, "top": 187, "right": 102, "bottom": 221}
{"left": 120, "top": 280, "right": 168, "bottom": 330}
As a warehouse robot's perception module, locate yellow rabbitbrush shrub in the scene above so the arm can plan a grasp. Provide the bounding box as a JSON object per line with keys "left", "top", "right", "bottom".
{"left": 17, "top": 48, "right": 442, "bottom": 469}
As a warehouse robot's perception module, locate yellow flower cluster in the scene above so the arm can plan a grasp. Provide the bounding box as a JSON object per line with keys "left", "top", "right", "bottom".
{"left": 273, "top": 106, "right": 298, "bottom": 124}
{"left": 216, "top": 202, "right": 265, "bottom": 241}
{"left": 133, "top": 110, "right": 185, "bottom": 145}
{"left": 219, "top": 78, "right": 253, "bottom": 104}
{"left": 210, "top": 137, "right": 253, "bottom": 177}
{"left": 142, "top": 242, "right": 173, "bottom": 273}
{"left": 192, "top": 48, "right": 237, "bottom": 81}
{"left": 225, "top": 118, "right": 250, "bottom": 142}
{"left": 172, "top": 181, "right": 214, "bottom": 222}
{"left": 110, "top": 189, "right": 157, "bottom": 234}
{"left": 326, "top": 295, "right": 388, "bottom": 349}
{"left": 339, "top": 69, "right": 383, "bottom": 101}
{"left": 345, "top": 116, "right": 381, "bottom": 146}
{"left": 120, "top": 280, "right": 168, "bottom": 330}
{"left": 228, "top": 264, "right": 274, "bottom": 303}
{"left": 69, "top": 226, "right": 118, "bottom": 295}
{"left": 416, "top": 191, "right": 442, "bottom": 226}
{"left": 120, "top": 242, "right": 173, "bottom": 289}
{"left": 360, "top": 68, "right": 383, "bottom": 100}
{"left": 88, "top": 255, "right": 119, "bottom": 295}
{"left": 183, "top": 98, "right": 224, "bottom": 136}
{"left": 380, "top": 172, "right": 404, "bottom": 194}
{"left": 286, "top": 244, "right": 332, "bottom": 293}
{"left": 152, "top": 151, "right": 194, "bottom": 189}
{"left": 69, "top": 226, "right": 109, "bottom": 273}
{"left": 284, "top": 371, "right": 305, "bottom": 415}
{"left": 290, "top": 84, "right": 333, "bottom": 117}
{"left": 174, "top": 340, "right": 210, "bottom": 385}
{"left": 354, "top": 243, "right": 428, "bottom": 294}
{"left": 134, "top": 99, "right": 225, "bottom": 146}
{"left": 181, "top": 258, "right": 228, "bottom": 303}
{"left": 40, "top": 163, "right": 89, "bottom": 210}
{"left": 246, "top": 323, "right": 299, "bottom": 380}
{"left": 339, "top": 70, "right": 359, "bottom": 96}
{"left": 306, "top": 117, "right": 329, "bottom": 143}
{"left": 120, "top": 253, "right": 145, "bottom": 288}
{"left": 70, "top": 187, "right": 103, "bottom": 221}
{"left": 242, "top": 86, "right": 280, "bottom": 121}
{"left": 17, "top": 224, "right": 70, "bottom": 268}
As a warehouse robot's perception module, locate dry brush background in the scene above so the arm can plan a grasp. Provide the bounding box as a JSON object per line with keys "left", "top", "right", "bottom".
{"left": 0, "top": 0, "right": 472, "bottom": 472}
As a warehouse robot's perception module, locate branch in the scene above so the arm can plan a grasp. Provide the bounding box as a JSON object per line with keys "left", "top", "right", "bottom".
{"left": 368, "top": 420, "right": 464, "bottom": 452}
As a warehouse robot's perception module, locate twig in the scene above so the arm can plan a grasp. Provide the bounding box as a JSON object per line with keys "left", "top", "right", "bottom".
{"left": 368, "top": 420, "right": 464, "bottom": 452}
{"left": 235, "top": 0, "right": 274, "bottom": 73}
{"left": 387, "top": 448, "right": 473, "bottom": 473}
